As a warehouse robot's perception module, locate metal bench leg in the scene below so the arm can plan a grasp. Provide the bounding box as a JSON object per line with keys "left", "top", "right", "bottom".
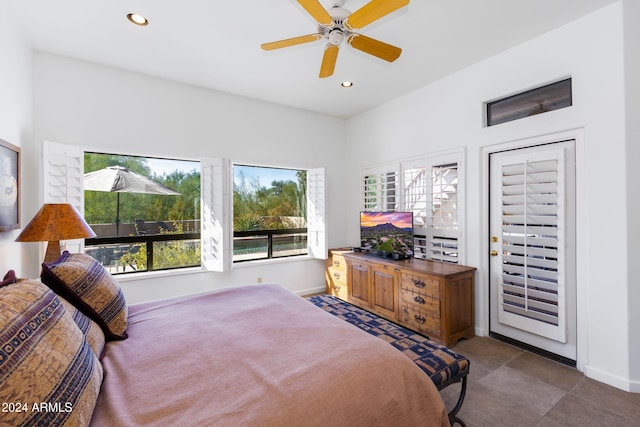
{"left": 448, "top": 374, "right": 468, "bottom": 427}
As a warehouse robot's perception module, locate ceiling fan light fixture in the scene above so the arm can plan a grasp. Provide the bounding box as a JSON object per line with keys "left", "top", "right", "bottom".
{"left": 127, "top": 13, "right": 149, "bottom": 26}
{"left": 328, "top": 29, "right": 344, "bottom": 46}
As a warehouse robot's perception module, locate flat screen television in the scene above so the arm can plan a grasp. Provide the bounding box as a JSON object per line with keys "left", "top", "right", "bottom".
{"left": 360, "top": 211, "right": 414, "bottom": 260}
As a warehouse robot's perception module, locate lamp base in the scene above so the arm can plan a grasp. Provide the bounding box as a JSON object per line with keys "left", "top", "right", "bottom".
{"left": 44, "top": 240, "right": 62, "bottom": 264}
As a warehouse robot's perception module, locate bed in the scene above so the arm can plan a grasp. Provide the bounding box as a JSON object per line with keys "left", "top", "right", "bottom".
{"left": 1, "top": 252, "right": 450, "bottom": 427}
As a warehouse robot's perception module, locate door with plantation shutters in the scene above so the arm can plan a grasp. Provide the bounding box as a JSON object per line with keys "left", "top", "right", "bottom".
{"left": 489, "top": 141, "right": 576, "bottom": 361}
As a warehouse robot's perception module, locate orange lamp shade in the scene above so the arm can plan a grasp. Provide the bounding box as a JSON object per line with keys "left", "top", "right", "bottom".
{"left": 15, "top": 203, "right": 96, "bottom": 263}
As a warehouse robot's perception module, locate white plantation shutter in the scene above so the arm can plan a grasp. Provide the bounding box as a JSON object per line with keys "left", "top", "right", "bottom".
{"left": 498, "top": 147, "right": 568, "bottom": 342}
{"left": 361, "top": 165, "right": 399, "bottom": 211}
{"left": 427, "top": 160, "right": 459, "bottom": 263}
{"left": 402, "top": 159, "right": 428, "bottom": 233}
{"left": 201, "top": 158, "right": 232, "bottom": 272}
{"left": 43, "top": 141, "right": 85, "bottom": 254}
{"left": 362, "top": 171, "right": 378, "bottom": 210}
{"left": 307, "top": 168, "right": 327, "bottom": 259}
{"left": 43, "top": 141, "right": 83, "bottom": 208}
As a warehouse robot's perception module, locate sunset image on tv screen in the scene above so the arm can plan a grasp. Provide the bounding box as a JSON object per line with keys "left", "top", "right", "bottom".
{"left": 360, "top": 212, "right": 413, "bottom": 257}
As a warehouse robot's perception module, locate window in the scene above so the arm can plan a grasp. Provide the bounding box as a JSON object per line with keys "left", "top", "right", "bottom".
{"left": 361, "top": 150, "right": 464, "bottom": 263}
{"left": 201, "top": 160, "right": 326, "bottom": 270}
{"left": 232, "top": 165, "right": 308, "bottom": 262}
{"left": 44, "top": 142, "right": 327, "bottom": 274}
{"left": 82, "top": 152, "right": 201, "bottom": 274}
{"left": 486, "top": 78, "right": 572, "bottom": 126}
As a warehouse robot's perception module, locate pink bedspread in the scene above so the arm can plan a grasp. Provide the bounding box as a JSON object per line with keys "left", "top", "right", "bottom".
{"left": 90, "top": 284, "right": 449, "bottom": 426}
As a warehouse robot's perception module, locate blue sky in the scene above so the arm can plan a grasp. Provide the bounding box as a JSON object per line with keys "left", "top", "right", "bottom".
{"left": 146, "top": 158, "right": 299, "bottom": 189}
{"left": 147, "top": 157, "right": 198, "bottom": 177}
{"left": 234, "top": 165, "right": 299, "bottom": 189}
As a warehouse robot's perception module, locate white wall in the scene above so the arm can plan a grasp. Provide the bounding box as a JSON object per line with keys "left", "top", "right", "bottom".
{"left": 0, "top": 1, "right": 37, "bottom": 277}
{"left": 623, "top": 0, "right": 640, "bottom": 389}
{"left": 345, "top": 2, "right": 636, "bottom": 391}
{"left": 31, "top": 53, "right": 348, "bottom": 300}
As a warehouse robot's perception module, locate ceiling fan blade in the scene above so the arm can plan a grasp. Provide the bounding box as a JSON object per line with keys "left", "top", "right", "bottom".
{"left": 261, "top": 34, "right": 322, "bottom": 51}
{"left": 297, "top": 0, "right": 334, "bottom": 26}
{"left": 319, "top": 44, "right": 339, "bottom": 78}
{"left": 344, "top": 0, "right": 410, "bottom": 30}
{"left": 348, "top": 33, "right": 402, "bottom": 62}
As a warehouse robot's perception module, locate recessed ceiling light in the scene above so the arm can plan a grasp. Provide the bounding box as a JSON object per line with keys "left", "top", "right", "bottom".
{"left": 341, "top": 81, "right": 353, "bottom": 88}
{"left": 127, "top": 13, "right": 149, "bottom": 26}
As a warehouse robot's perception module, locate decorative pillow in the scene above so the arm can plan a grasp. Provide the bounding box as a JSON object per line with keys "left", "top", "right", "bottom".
{"left": 1, "top": 269, "right": 17, "bottom": 287}
{"left": 41, "top": 251, "right": 128, "bottom": 340}
{"left": 59, "top": 296, "right": 106, "bottom": 358}
{"left": 0, "top": 280, "right": 103, "bottom": 427}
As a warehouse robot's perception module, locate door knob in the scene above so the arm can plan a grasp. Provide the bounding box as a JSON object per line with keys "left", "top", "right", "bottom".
{"left": 491, "top": 250, "right": 498, "bottom": 256}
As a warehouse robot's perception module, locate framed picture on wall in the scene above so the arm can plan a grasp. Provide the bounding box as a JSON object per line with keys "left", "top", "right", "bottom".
{"left": 0, "top": 139, "right": 20, "bottom": 231}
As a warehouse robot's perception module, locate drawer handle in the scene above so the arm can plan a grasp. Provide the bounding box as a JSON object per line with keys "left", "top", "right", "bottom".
{"left": 412, "top": 279, "right": 426, "bottom": 288}
{"left": 414, "top": 315, "right": 426, "bottom": 324}
{"left": 414, "top": 296, "right": 426, "bottom": 304}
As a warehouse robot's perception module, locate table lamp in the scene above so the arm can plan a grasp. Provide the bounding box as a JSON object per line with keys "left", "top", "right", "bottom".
{"left": 15, "top": 203, "right": 96, "bottom": 263}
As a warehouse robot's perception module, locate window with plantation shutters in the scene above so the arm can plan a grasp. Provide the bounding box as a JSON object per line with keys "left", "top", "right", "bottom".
{"left": 361, "top": 150, "right": 464, "bottom": 264}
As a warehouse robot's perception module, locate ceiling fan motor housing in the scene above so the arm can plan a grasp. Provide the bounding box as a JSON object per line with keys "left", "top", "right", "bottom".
{"left": 318, "top": 6, "right": 351, "bottom": 45}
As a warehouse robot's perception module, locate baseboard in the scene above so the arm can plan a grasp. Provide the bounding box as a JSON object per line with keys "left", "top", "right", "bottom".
{"left": 295, "top": 286, "right": 326, "bottom": 297}
{"left": 583, "top": 365, "right": 640, "bottom": 393}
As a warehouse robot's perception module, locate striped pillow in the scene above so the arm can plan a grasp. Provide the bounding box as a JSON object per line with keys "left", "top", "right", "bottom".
{"left": 59, "top": 296, "right": 106, "bottom": 358}
{"left": 41, "top": 251, "right": 128, "bottom": 340}
{"left": 0, "top": 280, "right": 103, "bottom": 427}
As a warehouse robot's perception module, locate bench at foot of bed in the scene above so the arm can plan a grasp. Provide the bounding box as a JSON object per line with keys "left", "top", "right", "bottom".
{"left": 309, "top": 294, "right": 469, "bottom": 427}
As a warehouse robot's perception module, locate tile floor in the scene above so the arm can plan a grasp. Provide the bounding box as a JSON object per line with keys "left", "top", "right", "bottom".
{"left": 441, "top": 337, "right": 640, "bottom": 426}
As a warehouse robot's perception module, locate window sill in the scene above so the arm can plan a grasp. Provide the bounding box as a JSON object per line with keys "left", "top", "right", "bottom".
{"left": 112, "top": 266, "right": 206, "bottom": 282}
{"left": 111, "top": 256, "right": 320, "bottom": 281}
{"left": 232, "top": 255, "right": 317, "bottom": 268}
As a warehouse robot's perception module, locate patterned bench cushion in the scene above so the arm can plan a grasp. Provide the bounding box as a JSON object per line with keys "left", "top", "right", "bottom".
{"left": 309, "top": 295, "right": 469, "bottom": 390}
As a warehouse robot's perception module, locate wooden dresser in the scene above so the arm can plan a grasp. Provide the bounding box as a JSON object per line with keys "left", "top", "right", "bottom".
{"left": 325, "top": 249, "right": 476, "bottom": 347}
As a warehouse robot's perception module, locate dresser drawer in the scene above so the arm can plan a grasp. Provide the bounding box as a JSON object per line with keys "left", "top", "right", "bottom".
{"left": 400, "top": 288, "right": 440, "bottom": 317}
{"left": 326, "top": 249, "right": 352, "bottom": 300}
{"left": 327, "top": 266, "right": 348, "bottom": 299}
{"left": 331, "top": 253, "right": 348, "bottom": 273}
{"left": 400, "top": 303, "right": 441, "bottom": 337}
{"left": 400, "top": 273, "right": 440, "bottom": 298}
{"left": 328, "top": 265, "right": 346, "bottom": 285}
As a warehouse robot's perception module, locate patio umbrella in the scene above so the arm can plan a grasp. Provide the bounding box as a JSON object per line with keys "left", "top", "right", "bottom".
{"left": 84, "top": 166, "right": 180, "bottom": 236}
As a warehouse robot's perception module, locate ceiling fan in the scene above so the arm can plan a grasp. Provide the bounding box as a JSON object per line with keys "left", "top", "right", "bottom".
{"left": 261, "top": 0, "right": 410, "bottom": 78}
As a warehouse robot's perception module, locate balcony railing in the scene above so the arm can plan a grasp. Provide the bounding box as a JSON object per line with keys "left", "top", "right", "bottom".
{"left": 85, "top": 226, "right": 308, "bottom": 273}
{"left": 233, "top": 228, "right": 308, "bottom": 262}
{"left": 85, "top": 232, "right": 201, "bottom": 274}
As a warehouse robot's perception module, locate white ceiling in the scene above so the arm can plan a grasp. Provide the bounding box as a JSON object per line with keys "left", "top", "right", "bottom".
{"left": 6, "top": 0, "right": 619, "bottom": 118}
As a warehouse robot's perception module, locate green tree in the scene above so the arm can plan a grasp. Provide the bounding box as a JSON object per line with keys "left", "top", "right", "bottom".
{"left": 233, "top": 169, "right": 306, "bottom": 231}
{"left": 84, "top": 153, "right": 200, "bottom": 232}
